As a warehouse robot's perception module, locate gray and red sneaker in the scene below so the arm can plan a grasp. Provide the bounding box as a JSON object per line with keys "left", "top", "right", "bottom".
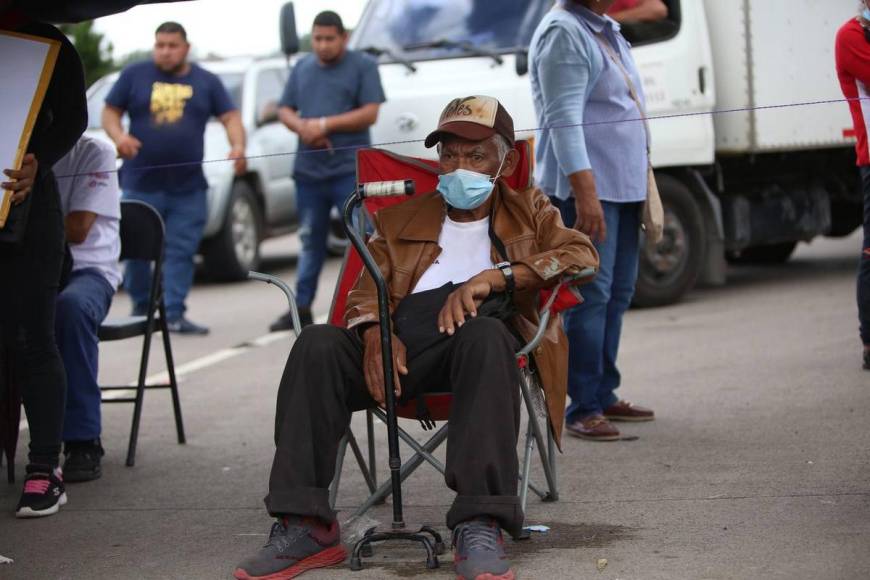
{"left": 453, "top": 518, "right": 515, "bottom": 580}
{"left": 234, "top": 516, "right": 347, "bottom": 579}
{"left": 16, "top": 465, "right": 67, "bottom": 518}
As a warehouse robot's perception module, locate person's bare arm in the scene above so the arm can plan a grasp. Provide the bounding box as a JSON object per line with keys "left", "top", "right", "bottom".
{"left": 610, "top": 0, "right": 668, "bottom": 23}
{"left": 568, "top": 169, "right": 606, "bottom": 242}
{"left": 101, "top": 105, "right": 141, "bottom": 159}
{"left": 2, "top": 153, "right": 37, "bottom": 205}
{"left": 437, "top": 264, "right": 542, "bottom": 335}
{"left": 278, "top": 105, "right": 305, "bottom": 135}
{"left": 219, "top": 110, "right": 247, "bottom": 175}
{"left": 65, "top": 210, "right": 98, "bottom": 244}
{"left": 321, "top": 103, "right": 381, "bottom": 134}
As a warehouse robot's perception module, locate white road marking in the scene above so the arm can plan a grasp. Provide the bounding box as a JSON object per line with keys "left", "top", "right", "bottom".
{"left": 17, "top": 324, "right": 320, "bottom": 433}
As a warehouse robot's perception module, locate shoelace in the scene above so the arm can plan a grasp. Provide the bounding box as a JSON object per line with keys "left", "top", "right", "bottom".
{"left": 456, "top": 521, "right": 500, "bottom": 554}
{"left": 23, "top": 478, "right": 51, "bottom": 495}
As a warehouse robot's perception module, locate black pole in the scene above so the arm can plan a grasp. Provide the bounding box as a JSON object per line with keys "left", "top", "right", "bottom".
{"left": 342, "top": 191, "right": 405, "bottom": 529}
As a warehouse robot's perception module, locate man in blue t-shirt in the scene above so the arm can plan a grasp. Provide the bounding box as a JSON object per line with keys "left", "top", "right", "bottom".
{"left": 268, "top": 10, "right": 386, "bottom": 332}
{"left": 102, "top": 21, "right": 246, "bottom": 335}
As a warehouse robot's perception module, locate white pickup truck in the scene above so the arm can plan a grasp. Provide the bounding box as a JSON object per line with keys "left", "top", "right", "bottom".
{"left": 282, "top": 0, "right": 863, "bottom": 306}
{"left": 87, "top": 56, "right": 348, "bottom": 281}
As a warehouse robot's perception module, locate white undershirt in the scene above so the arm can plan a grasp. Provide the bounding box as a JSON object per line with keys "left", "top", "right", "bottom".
{"left": 412, "top": 215, "right": 494, "bottom": 294}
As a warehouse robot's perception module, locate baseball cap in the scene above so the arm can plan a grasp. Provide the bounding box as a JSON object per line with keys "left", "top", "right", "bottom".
{"left": 424, "top": 95, "right": 515, "bottom": 148}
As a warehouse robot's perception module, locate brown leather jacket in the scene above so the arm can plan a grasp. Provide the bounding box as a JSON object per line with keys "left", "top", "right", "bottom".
{"left": 345, "top": 181, "right": 599, "bottom": 444}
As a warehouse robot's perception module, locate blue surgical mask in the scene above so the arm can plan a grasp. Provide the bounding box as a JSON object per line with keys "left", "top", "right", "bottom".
{"left": 864, "top": 7, "right": 870, "bottom": 20}
{"left": 437, "top": 155, "right": 507, "bottom": 210}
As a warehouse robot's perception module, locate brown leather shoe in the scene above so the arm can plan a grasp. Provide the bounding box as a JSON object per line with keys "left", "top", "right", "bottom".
{"left": 565, "top": 414, "right": 620, "bottom": 441}
{"left": 603, "top": 400, "right": 655, "bottom": 422}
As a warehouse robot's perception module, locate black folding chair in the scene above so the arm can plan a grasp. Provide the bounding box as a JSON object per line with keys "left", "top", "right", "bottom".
{"left": 98, "top": 200, "right": 184, "bottom": 466}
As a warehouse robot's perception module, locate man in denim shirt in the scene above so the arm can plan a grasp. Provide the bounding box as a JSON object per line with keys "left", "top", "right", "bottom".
{"left": 530, "top": 0, "right": 655, "bottom": 440}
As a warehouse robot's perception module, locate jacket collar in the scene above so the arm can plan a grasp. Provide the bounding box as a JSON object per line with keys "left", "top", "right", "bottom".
{"left": 396, "top": 181, "right": 513, "bottom": 243}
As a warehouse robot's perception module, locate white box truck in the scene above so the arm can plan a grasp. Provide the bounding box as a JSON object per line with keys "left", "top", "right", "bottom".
{"left": 282, "top": 0, "right": 863, "bottom": 306}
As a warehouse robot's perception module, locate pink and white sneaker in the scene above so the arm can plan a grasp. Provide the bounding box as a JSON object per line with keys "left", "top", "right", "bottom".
{"left": 16, "top": 465, "right": 67, "bottom": 518}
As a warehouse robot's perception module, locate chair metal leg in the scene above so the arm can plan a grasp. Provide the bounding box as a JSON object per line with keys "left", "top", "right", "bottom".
{"left": 518, "top": 371, "right": 558, "bottom": 501}
{"left": 366, "top": 411, "right": 377, "bottom": 488}
{"left": 330, "top": 432, "right": 350, "bottom": 510}
{"left": 352, "top": 425, "right": 448, "bottom": 518}
{"left": 126, "top": 318, "right": 156, "bottom": 467}
{"left": 546, "top": 424, "right": 559, "bottom": 501}
{"left": 160, "top": 301, "right": 185, "bottom": 445}
{"left": 519, "top": 420, "right": 535, "bottom": 513}
{"left": 347, "top": 430, "right": 377, "bottom": 494}
{"left": 372, "top": 408, "right": 446, "bottom": 474}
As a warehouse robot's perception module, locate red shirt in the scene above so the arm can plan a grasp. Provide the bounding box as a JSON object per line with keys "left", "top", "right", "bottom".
{"left": 836, "top": 18, "right": 870, "bottom": 166}
{"left": 608, "top": 0, "right": 639, "bottom": 14}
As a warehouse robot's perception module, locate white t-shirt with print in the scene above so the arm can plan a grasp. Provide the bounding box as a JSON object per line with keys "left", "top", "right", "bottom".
{"left": 412, "top": 215, "right": 494, "bottom": 294}
{"left": 53, "top": 136, "right": 123, "bottom": 289}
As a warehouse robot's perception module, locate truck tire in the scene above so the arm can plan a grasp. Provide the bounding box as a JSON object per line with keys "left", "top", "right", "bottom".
{"left": 726, "top": 241, "right": 797, "bottom": 265}
{"left": 634, "top": 174, "right": 705, "bottom": 308}
{"left": 202, "top": 180, "right": 263, "bottom": 281}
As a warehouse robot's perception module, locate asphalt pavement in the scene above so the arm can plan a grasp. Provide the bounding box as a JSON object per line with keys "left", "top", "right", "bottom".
{"left": 0, "top": 232, "right": 868, "bottom": 579}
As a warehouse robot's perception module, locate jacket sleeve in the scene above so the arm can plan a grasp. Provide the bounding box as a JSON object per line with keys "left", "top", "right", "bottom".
{"left": 343, "top": 212, "right": 394, "bottom": 330}
{"left": 534, "top": 20, "right": 594, "bottom": 176}
{"left": 836, "top": 22, "right": 870, "bottom": 86}
{"left": 512, "top": 188, "right": 599, "bottom": 283}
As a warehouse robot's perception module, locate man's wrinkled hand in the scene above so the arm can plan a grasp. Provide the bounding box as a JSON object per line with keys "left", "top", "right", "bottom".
{"left": 438, "top": 270, "right": 501, "bottom": 336}
{"left": 2, "top": 154, "right": 38, "bottom": 206}
{"left": 574, "top": 190, "right": 607, "bottom": 243}
{"left": 362, "top": 325, "right": 408, "bottom": 406}
{"left": 115, "top": 134, "right": 142, "bottom": 160}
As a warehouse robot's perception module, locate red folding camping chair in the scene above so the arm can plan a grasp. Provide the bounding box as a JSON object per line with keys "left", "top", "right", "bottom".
{"left": 325, "top": 142, "right": 592, "bottom": 534}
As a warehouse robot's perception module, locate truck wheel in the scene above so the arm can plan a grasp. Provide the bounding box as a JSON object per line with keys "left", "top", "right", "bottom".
{"left": 202, "top": 180, "right": 263, "bottom": 281}
{"left": 726, "top": 242, "right": 797, "bottom": 265}
{"left": 634, "top": 175, "right": 704, "bottom": 308}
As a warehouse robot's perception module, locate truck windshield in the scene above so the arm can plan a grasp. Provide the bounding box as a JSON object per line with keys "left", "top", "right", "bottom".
{"left": 351, "top": 0, "right": 551, "bottom": 63}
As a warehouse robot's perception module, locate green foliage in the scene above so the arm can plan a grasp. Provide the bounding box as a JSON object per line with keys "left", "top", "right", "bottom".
{"left": 60, "top": 21, "right": 115, "bottom": 88}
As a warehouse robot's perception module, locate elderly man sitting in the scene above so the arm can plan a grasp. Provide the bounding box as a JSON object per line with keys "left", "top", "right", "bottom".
{"left": 234, "top": 96, "right": 598, "bottom": 580}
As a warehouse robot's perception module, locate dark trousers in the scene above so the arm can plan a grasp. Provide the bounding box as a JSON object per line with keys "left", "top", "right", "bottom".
{"left": 0, "top": 173, "right": 66, "bottom": 467}
{"left": 860, "top": 167, "right": 870, "bottom": 346}
{"left": 264, "top": 317, "right": 524, "bottom": 535}
{"left": 56, "top": 269, "right": 115, "bottom": 442}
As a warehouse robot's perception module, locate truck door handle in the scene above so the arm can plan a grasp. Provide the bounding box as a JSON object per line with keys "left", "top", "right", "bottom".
{"left": 698, "top": 66, "right": 707, "bottom": 95}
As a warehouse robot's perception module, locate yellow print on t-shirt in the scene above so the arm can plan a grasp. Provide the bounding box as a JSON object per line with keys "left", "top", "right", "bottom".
{"left": 150, "top": 82, "right": 194, "bottom": 125}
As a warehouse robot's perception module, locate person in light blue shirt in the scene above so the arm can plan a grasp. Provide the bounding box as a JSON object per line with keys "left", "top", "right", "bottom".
{"left": 530, "top": 0, "right": 655, "bottom": 441}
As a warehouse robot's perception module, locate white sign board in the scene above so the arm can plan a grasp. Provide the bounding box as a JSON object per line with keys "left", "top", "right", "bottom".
{"left": 0, "top": 31, "right": 59, "bottom": 227}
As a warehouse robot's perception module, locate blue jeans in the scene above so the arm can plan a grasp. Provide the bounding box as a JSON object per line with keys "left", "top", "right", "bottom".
{"left": 122, "top": 189, "right": 207, "bottom": 320}
{"left": 551, "top": 197, "right": 643, "bottom": 421}
{"left": 295, "top": 174, "right": 357, "bottom": 308}
{"left": 56, "top": 269, "right": 115, "bottom": 441}
{"left": 859, "top": 167, "right": 870, "bottom": 345}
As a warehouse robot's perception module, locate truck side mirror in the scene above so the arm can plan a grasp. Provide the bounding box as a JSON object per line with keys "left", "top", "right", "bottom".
{"left": 515, "top": 49, "right": 528, "bottom": 77}
{"left": 280, "top": 2, "right": 300, "bottom": 56}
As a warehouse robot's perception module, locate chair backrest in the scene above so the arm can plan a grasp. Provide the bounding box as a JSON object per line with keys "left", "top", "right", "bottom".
{"left": 118, "top": 200, "right": 165, "bottom": 263}
{"left": 329, "top": 140, "right": 534, "bottom": 326}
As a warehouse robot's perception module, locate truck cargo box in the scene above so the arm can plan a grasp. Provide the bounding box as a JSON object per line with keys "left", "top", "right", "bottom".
{"left": 705, "top": 0, "right": 856, "bottom": 153}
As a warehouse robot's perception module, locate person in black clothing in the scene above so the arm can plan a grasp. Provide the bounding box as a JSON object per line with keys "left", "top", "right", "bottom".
{"left": 0, "top": 9, "right": 87, "bottom": 517}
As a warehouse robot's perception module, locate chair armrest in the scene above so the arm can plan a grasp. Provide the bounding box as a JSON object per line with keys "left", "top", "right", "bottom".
{"left": 517, "top": 267, "right": 596, "bottom": 358}
{"left": 249, "top": 271, "right": 302, "bottom": 338}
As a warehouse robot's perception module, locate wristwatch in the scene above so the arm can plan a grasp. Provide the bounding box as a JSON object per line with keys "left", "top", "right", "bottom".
{"left": 495, "top": 261, "right": 515, "bottom": 296}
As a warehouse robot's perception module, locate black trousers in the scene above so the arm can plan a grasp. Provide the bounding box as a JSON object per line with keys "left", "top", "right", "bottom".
{"left": 860, "top": 167, "right": 870, "bottom": 346}
{"left": 0, "top": 172, "right": 66, "bottom": 467}
{"left": 264, "top": 317, "right": 524, "bottom": 536}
